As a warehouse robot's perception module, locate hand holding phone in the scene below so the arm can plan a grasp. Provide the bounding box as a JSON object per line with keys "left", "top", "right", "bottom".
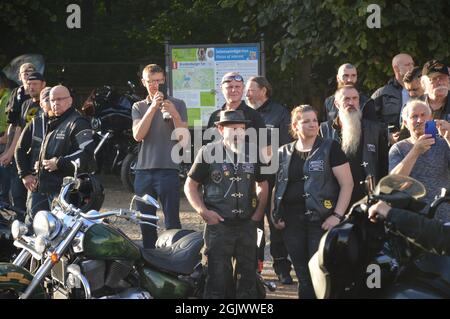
{"left": 158, "top": 83, "right": 168, "bottom": 100}
{"left": 425, "top": 120, "right": 438, "bottom": 139}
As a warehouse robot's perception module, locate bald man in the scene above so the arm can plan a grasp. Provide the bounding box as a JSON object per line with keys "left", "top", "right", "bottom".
{"left": 34, "top": 85, "right": 95, "bottom": 206}
{"left": 322, "top": 63, "right": 376, "bottom": 122}
{"left": 372, "top": 53, "right": 415, "bottom": 128}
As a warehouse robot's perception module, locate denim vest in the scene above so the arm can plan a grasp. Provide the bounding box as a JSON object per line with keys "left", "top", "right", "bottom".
{"left": 272, "top": 137, "right": 340, "bottom": 223}
{"left": 202, "top": 142, "right": 258, "bottom": 221}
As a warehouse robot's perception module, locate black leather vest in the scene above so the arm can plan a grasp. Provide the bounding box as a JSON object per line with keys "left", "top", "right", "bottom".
{"left": 319, "top": 119, "right": 381, "bottom": 182}
{"left": 272, "top": 137, "right": 340, "bottom": 222}
{"left": 202, "top": 142, "right": 258, "bottom": 221}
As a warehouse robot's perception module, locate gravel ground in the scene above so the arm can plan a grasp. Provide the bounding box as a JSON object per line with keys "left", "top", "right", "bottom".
{"left": 98, "top": 173, "right": 298, "bottom": 299}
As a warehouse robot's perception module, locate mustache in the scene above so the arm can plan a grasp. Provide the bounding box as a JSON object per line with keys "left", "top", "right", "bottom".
{"left": 433, "top": 85, "right": 448, "bottom": 91}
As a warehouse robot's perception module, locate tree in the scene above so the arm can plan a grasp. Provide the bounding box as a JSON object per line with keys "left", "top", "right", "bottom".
{"left": 221, "top": 0, "right": 450, "bottom": 110}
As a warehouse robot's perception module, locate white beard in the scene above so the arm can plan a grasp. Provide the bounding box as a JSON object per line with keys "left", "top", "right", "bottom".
{"left": 340, "top": 109, "right": 362, "bottom": 156}
{"left": 246, "top": 98, "right": 262, "bottom": 110}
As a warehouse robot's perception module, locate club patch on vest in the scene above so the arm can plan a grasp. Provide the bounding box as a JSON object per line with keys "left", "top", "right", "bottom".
{"left": 309, "top": 160, "right": 324, "bottom": 172}
{"left": 323, "top": 200, "right": 333, "bottom": 209}
{"left": 367, "top": 144, "right": 376, "bottom": 152}
{"left": 210, "top": 170, "right": 223, "bottom": 183}
{"left": 242, "top": 163, "right": 254, "bottom": 174}
{"left": 55, "top": 132, "right": 66, "bottom": 140}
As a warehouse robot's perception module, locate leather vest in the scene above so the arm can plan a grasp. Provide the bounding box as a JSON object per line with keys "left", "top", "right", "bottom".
{"left": 202, "top": 142, "right": 258, "bottom": 221}
{"left": 319, "top": 119, "right": 381, "bottom": 182}
{"left": 272, "top": 137, "right": 340, "bottom": 223}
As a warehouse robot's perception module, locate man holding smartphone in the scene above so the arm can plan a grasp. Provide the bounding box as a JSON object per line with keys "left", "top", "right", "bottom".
{"left": 132, "top": 64, "right": 188, "bottom": 249}
{"left": 389, "top": 99, "right": 450, "bottom": 222}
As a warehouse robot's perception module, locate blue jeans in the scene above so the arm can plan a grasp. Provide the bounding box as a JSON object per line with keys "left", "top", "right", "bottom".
{"left": 134, "top": 169, "right": 181, "bottom": 249}
{"left": 25, "top": 191, "right": 52, "bottom": 226}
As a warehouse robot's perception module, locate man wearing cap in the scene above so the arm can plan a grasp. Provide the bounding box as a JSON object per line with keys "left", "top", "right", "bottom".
{"left": 421, "top": 60, "right": 450, "bottom": 121}
{"left": 0, "top": 63, "right": 36, "bottom": 214}
{"left": 185, "top": 110, "right": 269, "bottom": 298}
{"left": 35, "top": 85, "right": 95, "bottom": 206}
{"left": 16, "top": 87, "right": 53, "bottom": 221}
{"left": 206, "top": 72, "right": 266, "bottom": 145}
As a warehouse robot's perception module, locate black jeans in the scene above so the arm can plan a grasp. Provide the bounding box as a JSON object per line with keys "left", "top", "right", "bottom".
{"left": 281, "top": 211, "right": 324, "bottom": 299}
{"left": 257, "top": 178, "right": 292, "bottom": 275}
{"left": 203, "top": 220, "right": 257, "bottom": 299}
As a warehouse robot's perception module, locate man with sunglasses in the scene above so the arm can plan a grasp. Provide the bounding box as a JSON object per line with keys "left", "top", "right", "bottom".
{"left": 206, "top": 72, "right": 266, "bottom": 145}
{"left": 34, "top": 85, "right": 95, "bottom": 207}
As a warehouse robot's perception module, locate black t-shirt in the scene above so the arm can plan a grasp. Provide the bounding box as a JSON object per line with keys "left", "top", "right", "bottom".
{"left": 19, "top": 99, "right": 40, "bottom": 129}
{"left": 6, "top": 86, "right": 30, "bottom": 125}
{"left": 282, "top": 140, "right": 348, "bottom": 213}
{"left": 188, "top": 144, "right": 268, "bottom": 184}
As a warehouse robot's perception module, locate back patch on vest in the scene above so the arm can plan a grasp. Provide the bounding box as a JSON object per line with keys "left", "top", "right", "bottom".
{"left": 367, "top": 144, "right": 376, "bottom": 152}
{"left": 210, "top": 170, "right": 223, "bottom": 183}
{"left": 309, "top": 160, "right": 324, "bottom": 172}
{"left": 242, "top": 163, "right": 254, "bottom": 174}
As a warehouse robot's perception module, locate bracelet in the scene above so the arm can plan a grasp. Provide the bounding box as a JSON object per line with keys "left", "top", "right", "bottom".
{"left": 331, "top": 212, "right": 344, "bottom": 221}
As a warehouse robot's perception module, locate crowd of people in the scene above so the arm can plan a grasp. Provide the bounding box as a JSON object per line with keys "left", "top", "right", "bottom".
{"left": 0, "top": 53, "right": 449, "bottom": 299}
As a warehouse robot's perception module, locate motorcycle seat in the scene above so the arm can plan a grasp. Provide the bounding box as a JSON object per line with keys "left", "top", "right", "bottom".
{"left": 140, "top": 231, "right": 203, "bottom": 275}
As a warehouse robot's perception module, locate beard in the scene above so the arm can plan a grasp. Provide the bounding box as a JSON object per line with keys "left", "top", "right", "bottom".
{"left": 340, "top": 108, "right": 362, "bottom": 156}
{"left": 246, "top": 98, "right": 262, "bottom": 109}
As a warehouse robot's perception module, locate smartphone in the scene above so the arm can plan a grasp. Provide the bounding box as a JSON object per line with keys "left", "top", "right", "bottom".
{"left": 158, "top": 83, "right": 168, "bottom": 100}
{"left": 425, "top": 120, "right": 437, "bottom": 139}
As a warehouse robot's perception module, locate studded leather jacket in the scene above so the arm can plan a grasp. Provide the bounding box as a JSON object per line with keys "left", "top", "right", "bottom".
{"left": 202, "top": 141, "right": 258, "bottom": 222}
{"left": 272, "top": 137, "right": 340, "bottom": 223}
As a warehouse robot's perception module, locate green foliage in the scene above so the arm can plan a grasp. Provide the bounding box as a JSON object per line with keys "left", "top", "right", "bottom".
{"left": 220, "top": 0, "right": 450, "bottom": 109}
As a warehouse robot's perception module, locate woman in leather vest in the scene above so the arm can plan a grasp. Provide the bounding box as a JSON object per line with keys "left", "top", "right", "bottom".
{"left": 272, "top": 105, "right": 354, "bottom": 298}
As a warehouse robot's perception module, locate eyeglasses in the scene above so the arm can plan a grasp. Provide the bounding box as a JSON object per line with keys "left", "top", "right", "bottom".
{"left": 50, "top": 96, "right": 70, "bottom": 103}
{"left": 221, "top": 74, "right": 244, "bottom": 84}
{"left": 142, "top": 78, "right": 165, "bottom": 85}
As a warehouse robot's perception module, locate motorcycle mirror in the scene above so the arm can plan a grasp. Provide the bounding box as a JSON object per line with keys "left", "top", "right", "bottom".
{"left": 374, "top": 175, "right": 426, "bottom": 199}
{"left": 133, "top": 194, "right": 160, "bottom": 209}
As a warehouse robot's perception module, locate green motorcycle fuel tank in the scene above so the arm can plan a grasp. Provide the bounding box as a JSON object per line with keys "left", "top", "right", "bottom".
{"left": 83, "top": 224, "right": 141, "bottom": 260}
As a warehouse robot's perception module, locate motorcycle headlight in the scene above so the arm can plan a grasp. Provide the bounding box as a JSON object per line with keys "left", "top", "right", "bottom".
{"left": 33, "top": 210, "right": 62, "bottom": 240}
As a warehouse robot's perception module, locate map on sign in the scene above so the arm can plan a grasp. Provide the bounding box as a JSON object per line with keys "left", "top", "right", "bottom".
{"left": 169, "top": 45, "right": 260, "bottom": 127}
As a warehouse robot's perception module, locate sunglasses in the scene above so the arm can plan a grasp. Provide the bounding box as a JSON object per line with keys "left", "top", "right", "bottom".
{"left": 221, "top": 74, "right": 244, "bottom": 84}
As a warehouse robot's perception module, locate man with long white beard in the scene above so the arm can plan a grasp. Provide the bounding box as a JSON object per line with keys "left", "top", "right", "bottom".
{"left": 184, "top": 110, "right": 268, "bottom": 299}
{"left": 320, "top": 85, "right": 389, "bottom": 205}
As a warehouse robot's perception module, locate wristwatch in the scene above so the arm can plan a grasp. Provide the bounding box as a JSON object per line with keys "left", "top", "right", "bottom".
{"left": 331, "top": 212, "right": 344, "bottom": 221}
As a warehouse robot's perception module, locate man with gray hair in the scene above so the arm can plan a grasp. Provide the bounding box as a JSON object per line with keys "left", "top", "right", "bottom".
{"left": 322, "top": 63, "right": 375, "bottom": 122}
{"left": 389, "top": 100, "right": 450, "bottom": 222}
{"left": 245, "top": 75, "right": 294, "bottom": 284}
{"left": 320, "top": 85, "right": 388, "bottom": 206}
{"left": 421, "top": 60, "right": 450, "bottom": 121}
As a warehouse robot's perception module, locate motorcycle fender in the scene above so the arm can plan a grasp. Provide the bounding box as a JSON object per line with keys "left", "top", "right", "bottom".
{"left": 0, "top": 263, "right": 46, "bottom": 298}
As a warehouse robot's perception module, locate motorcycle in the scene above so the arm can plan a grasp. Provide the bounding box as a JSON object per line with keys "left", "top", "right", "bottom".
{"left": 81, "top": 81, "right": 141, "bottom": 192}
{"left": 0, "top": 162, "right": 274, "bottom": 299}
{"left": 0, "top": 202, "right": 24, "bottom": 262}
{"left": 309, "top": 175, "right": 450, "bottom": 299}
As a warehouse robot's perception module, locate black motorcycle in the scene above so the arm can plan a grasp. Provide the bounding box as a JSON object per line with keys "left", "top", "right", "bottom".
{"left": 0, "top": 202, "right": 25, "bottom": 262}
{"left": 82, "top": 81, "right": 141, "bottom": 192}
{"left": 309, "top": 175, "right": 450, "bottom": 299}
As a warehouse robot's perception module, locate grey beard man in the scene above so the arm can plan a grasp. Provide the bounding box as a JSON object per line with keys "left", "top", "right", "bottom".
{"left": 340, "top": 107, "right": 362, "bottom": 156}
